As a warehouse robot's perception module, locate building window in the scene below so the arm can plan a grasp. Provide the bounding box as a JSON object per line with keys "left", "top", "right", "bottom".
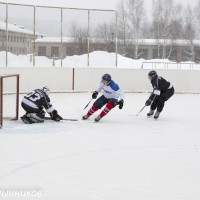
{"left": 38, "top": 46, "right": 47, "bottom": 56}
{"left": 51, "top": 46, "right": 59, "bottom": 57}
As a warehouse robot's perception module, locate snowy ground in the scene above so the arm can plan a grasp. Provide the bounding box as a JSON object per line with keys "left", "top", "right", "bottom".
{"left": 0, "top": 93, "right": 200, "bottom": 200}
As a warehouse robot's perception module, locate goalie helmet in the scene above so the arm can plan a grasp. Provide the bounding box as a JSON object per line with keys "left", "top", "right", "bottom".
{"left": 42, "top": 86, "right": 50, "bottom": 96}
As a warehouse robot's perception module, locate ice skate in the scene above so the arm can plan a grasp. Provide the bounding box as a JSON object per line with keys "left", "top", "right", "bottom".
{"left": 154, "top": 111, "right": 160, "bottom": 119}
{"left": 82, "top": 114, "right": 89, "bottom": 120}
{"left": 94, "top": 115, "right": 101, "bottom": 122}
{"left": 147, "top": 109, "right": 154, "bottom": 117}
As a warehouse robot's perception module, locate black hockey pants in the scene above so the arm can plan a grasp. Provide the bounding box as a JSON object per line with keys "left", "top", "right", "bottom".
{"left": 151, "top": 87, "right": 175, "bottom": 113}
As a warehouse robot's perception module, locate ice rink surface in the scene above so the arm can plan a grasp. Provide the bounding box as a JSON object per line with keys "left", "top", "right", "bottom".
{"left": 0, "top": 93, "right": 200, "bottom": 200}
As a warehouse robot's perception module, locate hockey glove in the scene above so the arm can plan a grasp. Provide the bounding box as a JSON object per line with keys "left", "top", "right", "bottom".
{"left": 92, "top": 91, "right": 98, "bottom": 99}
{"left": 145, "top": 99, "right": 152, "bottom": 106}
{"left": 118, "top": 100, "right": 124, "bottom": 109}
{"left": 50, "top": 110, "right": 63, "bottom": 122}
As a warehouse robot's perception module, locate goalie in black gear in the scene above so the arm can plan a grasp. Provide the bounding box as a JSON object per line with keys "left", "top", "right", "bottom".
{"left": 21, "top": 86, "right": 63, "bottom": 124}
{"left": 145, "top": 71, "right": 175, "bottom": 119}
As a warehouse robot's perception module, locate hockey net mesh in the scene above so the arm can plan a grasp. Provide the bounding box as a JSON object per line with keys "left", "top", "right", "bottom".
{"left": 0, "top": 75, "right": 19, "bottom": 127}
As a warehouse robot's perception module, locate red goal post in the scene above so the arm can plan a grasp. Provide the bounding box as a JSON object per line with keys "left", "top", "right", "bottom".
{"left": 0, "top": 74, "right": 20, "bottom": 128}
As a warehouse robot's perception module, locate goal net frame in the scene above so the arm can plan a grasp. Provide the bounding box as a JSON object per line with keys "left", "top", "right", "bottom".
{"left": 0, "top": 74, "right": 20, "bottom": 128}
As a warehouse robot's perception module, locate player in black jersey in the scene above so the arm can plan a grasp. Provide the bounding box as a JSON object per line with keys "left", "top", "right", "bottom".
{"left": 21, "top": 86, "right": 62, "bottom": 124}
{"left": 145, "top": 71, "right": 175, "bottom": 119}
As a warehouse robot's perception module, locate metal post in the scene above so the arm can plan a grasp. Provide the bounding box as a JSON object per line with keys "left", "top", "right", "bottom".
{"left": 72, "top": 68, "right": 75, "bottom": 90}
{"left": 0, "top": 77, "right": 3, "bottom": 128}
{"left": 115, "top": 11, "right": 118, "bottom": 68}
{"left": 61, "top": 8, "right": 63, "bottom": 67}
{"left": 87, "top": 10, "right": 90, "bottom": 67}
{"left": 16, "top": 75, "right": 19, "bottom": 120}
{"left": 6, "top": 3, "right": 8, "bottom": 67}
{"left": 33, "top": 6, "right": 36, "bottom": 66}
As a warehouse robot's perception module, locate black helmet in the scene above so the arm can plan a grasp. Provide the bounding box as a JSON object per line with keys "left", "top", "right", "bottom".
{"left": 148, "top": 70, "right": 157, "bottom": 77}
{"left": 102, "top": 74, "right": 111, "bottom": 82}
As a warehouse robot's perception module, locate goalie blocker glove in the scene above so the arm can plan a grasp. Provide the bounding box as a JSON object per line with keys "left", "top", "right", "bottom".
{"left": 50, "top": 110, "right": 63, "bottom": 122}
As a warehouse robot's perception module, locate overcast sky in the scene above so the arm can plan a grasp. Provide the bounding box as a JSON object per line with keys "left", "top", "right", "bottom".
{"left": 1, "top": 0, "right": 198, "bottom": 10}
{"left": 0, "top": 0, "right": 199, "bottom": 36}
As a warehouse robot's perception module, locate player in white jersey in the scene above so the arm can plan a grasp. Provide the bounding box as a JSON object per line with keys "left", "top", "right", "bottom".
{"left": 83, "top": 74, "right": 125, "bottom": 122}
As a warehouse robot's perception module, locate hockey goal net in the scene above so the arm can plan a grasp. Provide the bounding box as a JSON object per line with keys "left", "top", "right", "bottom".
{"left": 0, "top": 74, "right": 20, "bottom": 128}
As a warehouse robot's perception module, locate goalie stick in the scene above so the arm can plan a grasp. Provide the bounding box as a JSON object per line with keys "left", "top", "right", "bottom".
{"left": 44, "top": 117, "right": 78, "bottom": 122}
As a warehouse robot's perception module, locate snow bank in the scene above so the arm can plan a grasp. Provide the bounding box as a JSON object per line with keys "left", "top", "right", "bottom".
{"left": 0, "top": 50, "right": 200, "bottom": 70}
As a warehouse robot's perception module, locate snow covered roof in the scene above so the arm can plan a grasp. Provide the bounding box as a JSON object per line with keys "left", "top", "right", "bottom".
{"left": 35, "top": 37, "right": 200, "bottom": 47}
{"left": 129, "top": 39, "right": 200, "bottom": 47}
{"left": 0, "top": 21, "right": 39, "bottom": 35}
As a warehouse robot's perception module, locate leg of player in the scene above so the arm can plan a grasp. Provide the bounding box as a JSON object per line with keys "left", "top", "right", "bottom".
{"left": 94, "top": 102, "right": 115, "bottom": 122}
{"left": 154, "top": 98, "right": 165, "bottom": 119}
{"left": 21, "top": 102, "right": 45, "bottom": 124}
{"left": 147, "top": 97, "right": 158, "bottom": 117}
{"left": 82, "top": 105, "right": 99, "bottom": 120}
{"left": 82, "top": 95, "right": 107, "bottom": 120}
{"left": 154, "top": 88, "right": 174, "bottom": 119}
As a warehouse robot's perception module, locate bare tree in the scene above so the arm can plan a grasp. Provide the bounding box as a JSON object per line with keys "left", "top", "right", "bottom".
{"left": 152, "top": 0, "right": 175, "bottom": 59}
{"left": 127, "top": 0, "right": 146, "bottom": 59}
{"left": 94, "top": 21, "right": 116, "bottom": 52}
{"left": 182, "top": 5, "right": 196, "bottom": 62}
{"left": 117, "top": 0, "right": 129, "bottom": 55}
{"left": 70, "top": 21, "right": 88, "bottom": 55}
{"left": 117, "top": 1, "right": 128, "bottom": 43}
{"left": 194, "top": 0, "right": 200, "bottom": 39}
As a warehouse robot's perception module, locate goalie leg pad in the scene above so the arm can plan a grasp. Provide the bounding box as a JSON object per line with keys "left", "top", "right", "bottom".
{"left": 26, "top": 113, "right": 45, "bottom": 123}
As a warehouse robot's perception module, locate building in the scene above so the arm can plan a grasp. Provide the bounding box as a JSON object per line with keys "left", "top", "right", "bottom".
{"left": 34, "top": 37, "right": 200, "bottom": 62}
{"left": 34, "top": 37, "right": 115, "bottom": 59}
{"left": 0, "top": 21, "right": 39, "bottom": 55}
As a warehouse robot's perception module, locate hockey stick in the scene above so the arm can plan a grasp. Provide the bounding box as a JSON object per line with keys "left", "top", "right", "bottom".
{"left": 84, "top": 99, "right": 93, "bottom": 110}
{"left": 136, "top": 94, "right": 157, "bottom": 116}
{"left": 136, "top": 105, "right": 146, "bottom": 116}
{"left": 44, "top": 117, "right": 78, "bottom": 122}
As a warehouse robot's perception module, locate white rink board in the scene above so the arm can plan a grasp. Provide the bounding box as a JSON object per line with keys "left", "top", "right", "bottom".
{"left": 0, "top": 68, "right": 73, "bottom": 93}
{"left": 1, "top": 68, "right": 200, "bottom": 93}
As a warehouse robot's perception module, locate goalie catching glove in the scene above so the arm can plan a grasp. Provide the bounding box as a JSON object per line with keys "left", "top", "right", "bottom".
{"left": 50, "top": 110, "right": 63, "bottom": 122}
